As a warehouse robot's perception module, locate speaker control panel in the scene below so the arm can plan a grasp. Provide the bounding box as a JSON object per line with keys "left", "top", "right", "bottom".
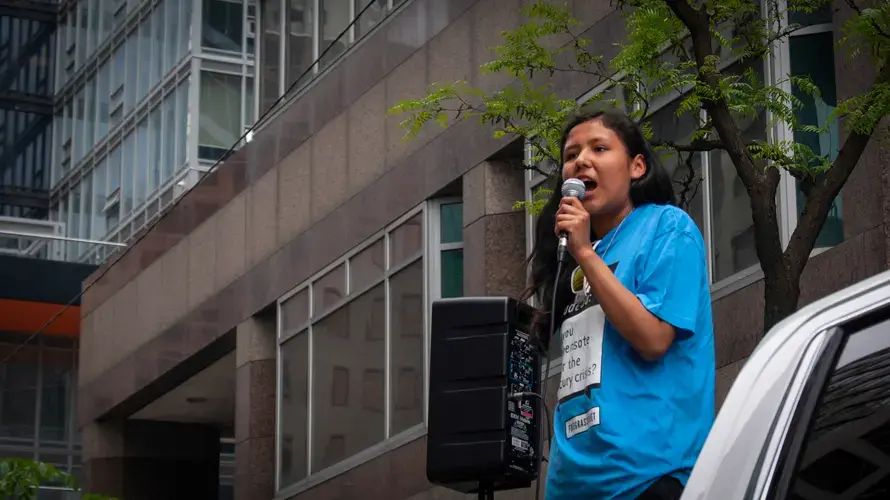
{"left": 507, "top": 329, "right": 538, "bottom": 472}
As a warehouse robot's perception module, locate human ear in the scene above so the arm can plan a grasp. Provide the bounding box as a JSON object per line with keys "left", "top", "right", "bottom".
{"left": 630, "top": 154, "right": 646, "bottom": 180}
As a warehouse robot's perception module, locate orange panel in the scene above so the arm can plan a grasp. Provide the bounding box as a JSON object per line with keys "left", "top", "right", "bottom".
{"left": 0, "top": 299, "right": 81, "bottom": 337}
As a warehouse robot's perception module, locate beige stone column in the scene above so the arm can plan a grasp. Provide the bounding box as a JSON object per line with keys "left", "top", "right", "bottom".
{"left": 234, "top": 313, "right": 277, "bottom": 500}
{"left": 461, "top": 160, "right": 528, "bottom": 299}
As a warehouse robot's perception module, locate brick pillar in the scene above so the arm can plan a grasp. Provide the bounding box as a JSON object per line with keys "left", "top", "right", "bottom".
{"left": 83, "top": 420, "right": 220, "bottom": 500}
{"left": 234, "top": 313, "right": 277, "bottom": 500}
{"left": 462, "top": 160, "right": 528, "bottom": 298}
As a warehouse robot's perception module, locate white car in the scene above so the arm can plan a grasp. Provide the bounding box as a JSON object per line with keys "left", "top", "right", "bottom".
{"left": 683, "top": 269, "right": 890, "bottom": 499}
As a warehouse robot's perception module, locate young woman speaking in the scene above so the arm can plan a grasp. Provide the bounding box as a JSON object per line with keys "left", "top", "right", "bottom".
{"left": 525, "top": 111, "right": 716, "bottom": 500}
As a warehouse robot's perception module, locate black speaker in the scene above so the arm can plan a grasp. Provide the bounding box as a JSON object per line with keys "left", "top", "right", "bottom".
{"left": 427, "top": 296, "right": 542, "bottom": 495}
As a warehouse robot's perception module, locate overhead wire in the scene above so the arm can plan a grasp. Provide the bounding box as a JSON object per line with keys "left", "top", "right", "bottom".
{"left": 0, "top": 0, "right": 385, "bottom": 368}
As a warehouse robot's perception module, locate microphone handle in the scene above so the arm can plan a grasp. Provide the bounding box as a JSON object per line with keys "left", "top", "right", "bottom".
{"left": 557, "top": 232, "right": 569, "bottom": 263}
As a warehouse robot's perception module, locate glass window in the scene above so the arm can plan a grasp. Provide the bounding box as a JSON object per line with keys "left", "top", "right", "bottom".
{"left": 136, "top": 119, "right": 149, "bottom": 208}
{"left": 138, "top": 19, "right": 152, "bottom": 102}
{"left": 100, "top": 0, "right": 114, "bottom": 45}
{"left": 320, "top": 0, "right": 348, "bottom": 68}
{"left": 260, "top": 0, "right": 282, "bottom": 114}
{"left": 784, "top": 319, "right": 890, "bottom": 497}
{"left": 350, "top": 239, "right": 384, "bottom": 293}
{"left": 108, "top": 143, "right": 121, "bottom": 193}
{"left": 286, "top": 0, "right": 315, "bottom": 90}
{"left": 199, "top": 72, "right": 242, "bottom": 160}
{"left": 0, "top": 344, "right": 39, "bottom": 440}
{"left": 162, "top": 91, "right": 176, "bottom": 183}
{"left": 647, "top": 99, "right": 705, "bottom": 235}
{"left": 151, "top": 3, "right": 164, "bottom": 86}
{"left": 85, "top": 77, "right": 96, "bottom": 151}
{"left": 441, "top": 250, "right": 463, "bottom": 299}
{"left": 180, "top": 0, "right": 193, "bottom": 59}
{"left": 311, "top": 284, "right": 386, "bottom": 472}
{"left": 96, "top": 60, "right": 110, "bottom": 142}
{"left": 125, "top": 32, "right": 139, "bottom": 112}
{"left": 40, "top": 348, "right": 74, "bottom": 443}
{"left": 77, "top": 1, "right": 88, "bottom": 67}
{"left": 279, "top": 330, "right": 309, "bottom": 486}
{"left": 111, "top": 44, "right": 125, "bottom": 94}
{"left": 278, "top": 208, "right": 429, "bottom": 489}
{"left": 68, "top": 185, "right": 81, "bottom": 258}
{"left": 150, "top": 106, "right": 162, "bottom": 195}
{"left": 203, "top": 0, "right": 245, "bottom": 52}
{"left": 121, "top": 132, "right": 134, "bottom": 215}
{"left": 82, "top": 170, "right": 93, "bottom": 252}
{"left": 52, "top": 111, "right": 64, "bottom": 183}
{"left": 176, "top": 79, "right": 190, "bottom": 169}
{"left": 165, "top": 0, "right": 181, "bottom": 73}
{"left": 88, "top": 0, "right": 99, "bottom": 56}
{"left": 389, "top": 260, "right": 424, "bottom": 435}
{"left": 708, "top": 61, "right": 767, "bottom": 282}
{"left": 245, "top": 76, "right": 255, "bottom": 126}
{"left": 73, "top": 88, "right": 85, "bottom": 164}
{"left": 390, "top": 214, "right": 423, "bottom": 268}
{"left": 355, "top": 0, "right": 385, "bottom": 40}
{"left": 440, "top": 203, "right": 462, "bottom": 244}
{"left": 281, "top": 288, "right": 309, "bottom": 333}
{"left": 93, "top": 158, "right": 107, "bottom": 238}
{"left": 791, "top": 31, "right": 842, "bottom": 249}
{"left": 313, "top": 264, "right": 346, "bottom": 317}
{"left": 438, "top": 202, "right": 464, "bottom": 299}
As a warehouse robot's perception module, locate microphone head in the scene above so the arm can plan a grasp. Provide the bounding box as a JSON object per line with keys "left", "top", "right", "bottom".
{"left": 561, "top": 178, "right": 586, "bottom": 200}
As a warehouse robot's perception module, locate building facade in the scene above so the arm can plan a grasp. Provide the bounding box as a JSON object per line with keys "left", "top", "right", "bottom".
{"left": 0, "top": 0, "right": 56, "bottom": 258}
{"left": 72, "top": 0, "right": 889, "bottom": 499}
{"left": 48, "top": 0, "right": 257, "bottom": 265}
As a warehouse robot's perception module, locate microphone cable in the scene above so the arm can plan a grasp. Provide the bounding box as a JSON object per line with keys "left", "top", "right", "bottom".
{"left": 0, "top": 0, "right": 387, "bottom": 368}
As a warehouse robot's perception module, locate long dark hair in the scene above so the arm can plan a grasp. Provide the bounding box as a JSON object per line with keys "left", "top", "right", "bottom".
{"left": 522, "top": 110, "right": 675, "bottom": 344}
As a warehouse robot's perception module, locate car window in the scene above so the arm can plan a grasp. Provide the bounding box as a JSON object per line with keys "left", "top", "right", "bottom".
{"left": 784, "top": 317, "right": 890, "bottom": 499}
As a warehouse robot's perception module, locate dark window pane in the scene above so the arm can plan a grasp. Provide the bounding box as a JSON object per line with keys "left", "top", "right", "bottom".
{"left": 355, "top": 0, "right": 385, "bottom": 40}
{"left": 319, "top": 0, "right": 348, "bottom": 68}
{"left": 199, "top": 72, "right": 243, "bottom": 160}
{"left": 286, "top": 0, "right": 315, "bottom": 90}
{"left": 0, "top": 342, "right": 38, "bottom": 440}
{"left": 260, "top": 0, "right": 282, "bottom": 113}
{"left": 790, "top": 32, "right": 842, "bottom": 249}
{"left": 279, "top": 331, "right": 309, "bottom": 487}
{"left": 439, "top": 203, "right": 463, "bottom": 244}
{"left": 788, "top": 319, "right": 890, "bottom": 498}
{"left": 40, "top": 348, "right": 74, "bottom": 443}
{"left": 390, "top": 260, "right": 424, "bottom": 434}
{"left": 441, "top": 250, "right": 463, "bottom": 299}
{"left": 203, "top": 0, "right": 245, "bottom": 52}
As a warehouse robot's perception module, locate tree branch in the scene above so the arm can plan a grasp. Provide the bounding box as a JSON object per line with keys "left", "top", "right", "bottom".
{"left": 665, "top": 0, "right": 786, "bottom": 284}
{"left": 653, "top": 138, "right": 725, "bottom": 152}
{"left": 845, "top": 0, "right": 890, "bottom": 41}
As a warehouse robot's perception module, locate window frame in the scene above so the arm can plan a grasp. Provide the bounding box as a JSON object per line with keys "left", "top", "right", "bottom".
{"left": 274, "top": 199, "right": 458, "bottom": 498}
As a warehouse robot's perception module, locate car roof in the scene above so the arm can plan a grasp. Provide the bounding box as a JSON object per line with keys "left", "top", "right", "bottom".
{"left": 682, "top": 269, "right": 890, "bottom": 500}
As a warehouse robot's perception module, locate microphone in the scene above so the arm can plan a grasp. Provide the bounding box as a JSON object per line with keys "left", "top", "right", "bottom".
{"left": 557, "top": 178, "right": 586, "bottom": 263}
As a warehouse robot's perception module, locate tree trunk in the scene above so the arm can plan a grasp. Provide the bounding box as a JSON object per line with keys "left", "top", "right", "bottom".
{"left": 762, "top": 266, "right": 802, "bottom": 333}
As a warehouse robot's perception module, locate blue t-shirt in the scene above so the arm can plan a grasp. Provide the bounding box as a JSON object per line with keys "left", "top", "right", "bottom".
{"left": 544, "top": 203, "right": 715, "bottom": 500}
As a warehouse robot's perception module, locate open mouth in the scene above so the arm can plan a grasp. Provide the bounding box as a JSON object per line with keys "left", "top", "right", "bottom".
{"left": 582, "top": 179, "right": 597, "bottom": 192}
